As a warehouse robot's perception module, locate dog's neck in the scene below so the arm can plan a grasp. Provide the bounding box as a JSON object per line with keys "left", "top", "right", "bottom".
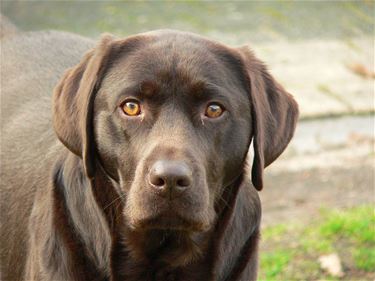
{"left": 124, "top": 229, "right": 209, "bottom": 267}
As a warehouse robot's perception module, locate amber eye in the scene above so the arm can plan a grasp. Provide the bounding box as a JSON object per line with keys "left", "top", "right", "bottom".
{"left": 121, "top": 101, "right": 141, "bottom": 116}
{"left": 205, "top": 103, "right": 224, "bottom": 118}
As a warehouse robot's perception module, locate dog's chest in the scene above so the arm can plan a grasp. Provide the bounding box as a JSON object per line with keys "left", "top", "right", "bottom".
{"left": 119, "top": 260, "right": 210, "bottom": 281}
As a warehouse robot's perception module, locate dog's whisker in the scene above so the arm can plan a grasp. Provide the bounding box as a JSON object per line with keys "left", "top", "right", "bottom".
{"left": 218, "top": 196, "right": 230, "bottom": 208}
{"left": 104, "top": 193, "right": 127, "bottom": 210}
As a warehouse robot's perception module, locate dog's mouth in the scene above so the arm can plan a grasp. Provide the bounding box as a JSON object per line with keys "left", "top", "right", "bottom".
{"left": 128, "top": 210, "right": 211, "bottom": 232}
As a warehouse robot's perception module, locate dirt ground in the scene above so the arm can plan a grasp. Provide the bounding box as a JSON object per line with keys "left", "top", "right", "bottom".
{"left": 259, "top": 115, "right": 374, "bottom": 227}
{"left": 261, "top": 159, "right": 374, "bottom": 227}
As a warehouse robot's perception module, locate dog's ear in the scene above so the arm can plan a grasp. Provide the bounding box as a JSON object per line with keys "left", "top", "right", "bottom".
{"left": 237, "top": 46, "right": 299, "bottom": 191}
{"left": 53, "top": 34, "right": 115, "bottom": 179}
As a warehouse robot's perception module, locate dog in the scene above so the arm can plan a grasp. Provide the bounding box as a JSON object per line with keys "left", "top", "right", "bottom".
{"left": 0, "top": 28, "right": 298, "bottom": 281}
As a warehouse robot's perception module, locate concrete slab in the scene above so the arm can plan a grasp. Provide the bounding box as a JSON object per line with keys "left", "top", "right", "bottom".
{"left": 264, "top": 115, "right": 374, "bottom": 174}
{"left": 253, "top": 38, "right": 374, "bottom": 119}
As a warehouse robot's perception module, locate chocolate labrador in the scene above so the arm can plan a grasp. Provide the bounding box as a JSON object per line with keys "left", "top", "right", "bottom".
{"left": 0, "top": 28, "right": 298, "bottom": 281}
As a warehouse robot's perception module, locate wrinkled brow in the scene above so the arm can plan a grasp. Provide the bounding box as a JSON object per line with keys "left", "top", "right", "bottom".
{"left": 115, "top": 79, "right": 230, "bottom": 105}
{"left": 189, "top": 81, "right": 231, "bottom": 102}
{"left": 139, "top": 80, "right": 160, "bottom": 97}
{"left": 115, "top": 80, "right": 160, "bottom": 100}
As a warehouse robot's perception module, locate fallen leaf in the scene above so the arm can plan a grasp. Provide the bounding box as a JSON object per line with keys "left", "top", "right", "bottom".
{"left": 346, "top": 62, "right": 375, "bottom": 79}
{"left": 318, "top": 253, "right": 344, "bottom": 277}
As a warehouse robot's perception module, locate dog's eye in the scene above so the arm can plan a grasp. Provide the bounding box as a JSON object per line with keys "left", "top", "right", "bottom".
{"left": 121, "top": 101, "right": 141, "bottom": 116}
{"left": 205, "top": 103, "right": 224, "bottom": 118}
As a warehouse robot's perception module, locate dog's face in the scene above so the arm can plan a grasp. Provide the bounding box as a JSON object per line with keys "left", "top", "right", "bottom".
{"left": 53, "top": 30, "right": 298, "bottom": 233}
{"left": 94, "top": 34, "right": 251, "bottom": 231}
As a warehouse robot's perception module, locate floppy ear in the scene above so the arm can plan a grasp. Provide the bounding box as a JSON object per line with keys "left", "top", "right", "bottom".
{"left": 237, "top": 46, "right": 299, "bottom": 191}
{"left": 53, "top": 34, "right": 115, "bottom": 179}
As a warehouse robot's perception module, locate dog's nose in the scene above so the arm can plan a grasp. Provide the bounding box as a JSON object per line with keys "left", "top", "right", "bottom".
{"left": 148, "top": 160, "right": 192, "bottom": 198}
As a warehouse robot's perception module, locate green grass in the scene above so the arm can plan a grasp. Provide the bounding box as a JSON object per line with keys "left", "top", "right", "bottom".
{"left": 262, "top": 224, "right": 288, "bottom": 240}
{"left": 261, "top": 250, "right": 293, "bottom": 279}
{"left": 354, "top": 247, "right": 375, "bottom": 271}
{"left": 2, "top": 1, "right": 374, "bottom": 43}
{"left": 319, "top": 206, "right": 375, "bottom": 272}
{"left": 259, "top": 205, "right": 375, "bottom": 280}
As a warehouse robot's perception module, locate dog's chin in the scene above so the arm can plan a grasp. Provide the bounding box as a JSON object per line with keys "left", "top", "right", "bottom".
{"left": 129, "top": 213, "right": 211, "bottom": 232}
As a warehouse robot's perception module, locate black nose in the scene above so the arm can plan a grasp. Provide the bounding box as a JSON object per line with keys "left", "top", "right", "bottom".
{"left": 148, "top": 160, "right": 192, "bottom": 198}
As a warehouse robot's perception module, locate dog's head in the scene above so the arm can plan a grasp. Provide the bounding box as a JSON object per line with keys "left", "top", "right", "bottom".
{"left": 53, "top": 30, "right": 298, "bottom": 232}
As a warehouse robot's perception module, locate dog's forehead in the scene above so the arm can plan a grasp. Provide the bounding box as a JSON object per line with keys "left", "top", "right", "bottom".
{"left": 122, "top": 35, "right": 228, "bottom": 83}
{"left": 99, "top": 32, "right": 247, "bottom": 106}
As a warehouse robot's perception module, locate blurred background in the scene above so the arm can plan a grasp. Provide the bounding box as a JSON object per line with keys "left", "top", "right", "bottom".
{"left": 2, "top": 1, "right": 374, "bottom": 280}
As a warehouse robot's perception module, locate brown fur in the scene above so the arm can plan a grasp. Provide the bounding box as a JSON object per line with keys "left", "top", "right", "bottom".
{"left": 1, "top": 29, "right": 298, "bottom": 281}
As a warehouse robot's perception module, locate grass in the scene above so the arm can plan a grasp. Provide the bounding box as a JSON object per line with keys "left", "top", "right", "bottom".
{"left": 258, "top": 205, "right": 375, "bottom": 280}
{"left": 261, "top": 250, "right": 293, "bottom": 279}
{"left": 2, "top": 1, "right": 374, "bottom": 43}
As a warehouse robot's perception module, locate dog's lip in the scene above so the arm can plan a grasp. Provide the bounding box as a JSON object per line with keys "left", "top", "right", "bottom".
{"left": 129, "top": 212, "right": 210, "bottom": 232}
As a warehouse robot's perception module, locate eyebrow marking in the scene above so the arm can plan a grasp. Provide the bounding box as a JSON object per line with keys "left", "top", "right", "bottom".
{"left": 189, "top": 80, "right": 206, "bottom": 99}
{"left": 139, "top": 80, "right": 160, "bottom": 97}
{"left": 189, "top": 81, "right": 229, "bottom": 102}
